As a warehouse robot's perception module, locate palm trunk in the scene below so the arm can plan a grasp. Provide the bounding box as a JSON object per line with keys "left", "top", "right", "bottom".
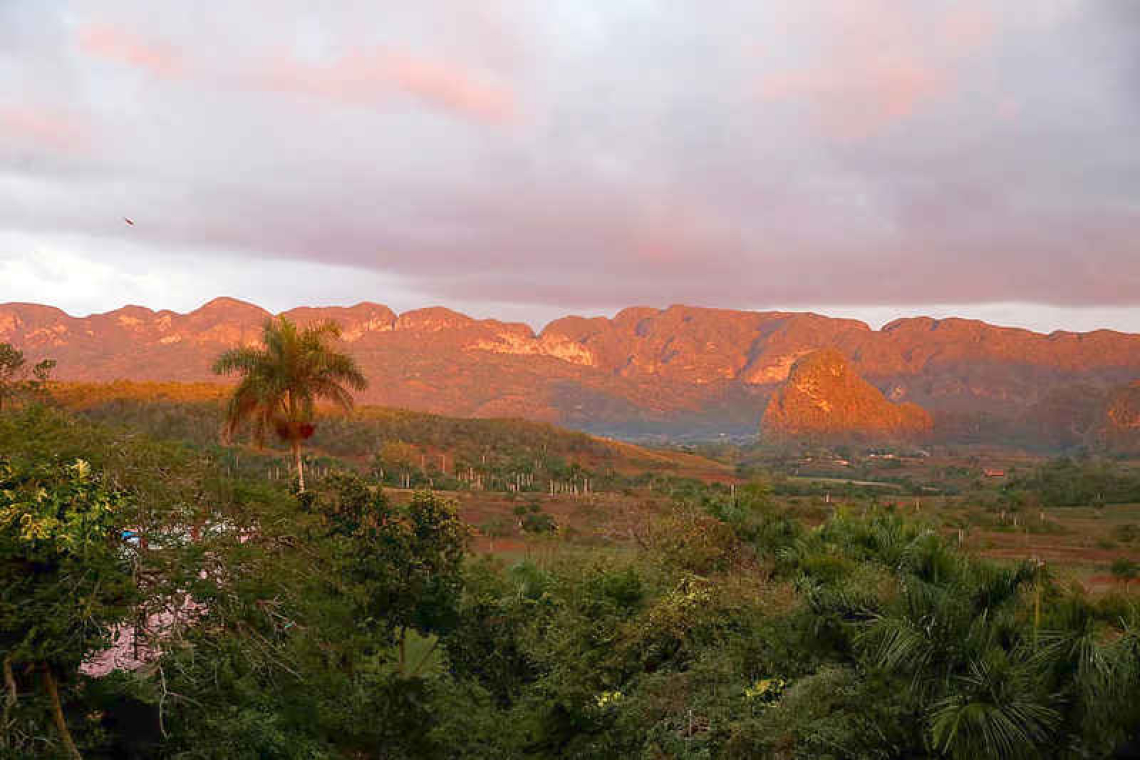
{"left": 286, "top": 390, "right": 305, "bottom": 493}
{"left": 43, "top": 668, "right": 81, "bottom": 760}
{"left": 292, "top": 439, "right": 305, "bottom": 492}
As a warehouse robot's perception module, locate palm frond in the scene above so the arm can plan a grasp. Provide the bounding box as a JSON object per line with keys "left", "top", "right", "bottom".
{"left": 302, "top": 319, "right": 343, "bottom": 342}
{"left": 212, "top": 315, "right": 369, "bottom": 447}
{"left": 930, "top": 655, "right": 1060, "bottom": 759}
{"left": 212, "top": 346, "right": 267, "bottom": 376}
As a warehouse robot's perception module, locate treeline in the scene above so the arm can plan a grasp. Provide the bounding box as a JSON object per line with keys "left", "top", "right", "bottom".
{"left": 1005, "top": 456, "right": 1140, "bottom": 507}
{"left": 3, "top": 405, "right": 1140, "bottom": 758}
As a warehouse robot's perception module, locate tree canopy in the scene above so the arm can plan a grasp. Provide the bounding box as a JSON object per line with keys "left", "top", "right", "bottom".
{"left": 1, "top": 456, "right": 136, "bottom": 758}
{"left": 0, "top": 341, "right": 56, "bottom": 412}
{"left": 212, "top": 317, "right": 367, "bottom": 490}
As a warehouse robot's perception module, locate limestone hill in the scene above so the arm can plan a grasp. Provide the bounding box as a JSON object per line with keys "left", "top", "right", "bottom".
{"left": 760, "top": 348, "right": 932, "bottom": 443}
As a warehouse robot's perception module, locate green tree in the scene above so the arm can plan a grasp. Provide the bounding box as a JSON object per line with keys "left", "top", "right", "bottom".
{"left": 212, "top": 317, "right": 367, "bottom": 491}
{"left": 0, "top": 342, "right": 56, "bottom": 413}
{"left": 0, "top": 458, "right": 136, "bottom": 759}
{"left": 378, "top": 440, "right": 419, "bottom": 488}
{"left": 323, "top": 475, "right": 470, "bottom": 675}
{"left": 1111, "top": 558, "right": 1138, "bottom": 580}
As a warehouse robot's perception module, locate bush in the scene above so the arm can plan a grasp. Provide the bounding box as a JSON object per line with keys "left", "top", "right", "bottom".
{"left": 522, "top": 511, "right": 557, "bottom": 534}
{"left": 1111, "top": 558, "right": 1139, "bottom": 580}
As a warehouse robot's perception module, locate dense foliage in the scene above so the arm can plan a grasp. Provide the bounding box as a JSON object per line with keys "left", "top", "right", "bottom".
{"left": 1, "top": 404, "right": 1139, "bottom": 758}
{"left": 1, "top": 455, "right": 137, "bottom": 758}
{"left": 1005, "top": 456, "right": 1140, "bottom": 507}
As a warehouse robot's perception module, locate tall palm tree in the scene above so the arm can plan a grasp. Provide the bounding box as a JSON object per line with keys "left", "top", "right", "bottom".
{"left": 212, "top": 317, "right": 368, "bottom": 491}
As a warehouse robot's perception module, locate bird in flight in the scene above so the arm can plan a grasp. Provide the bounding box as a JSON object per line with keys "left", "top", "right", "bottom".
{"left": 123, "top": 217, "right": 135, "bottom": 226}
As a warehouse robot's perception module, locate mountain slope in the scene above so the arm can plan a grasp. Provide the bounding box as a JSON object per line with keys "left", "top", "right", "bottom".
{"left": 760, "top": 348, "right": 932, "bottom": 442}
{"left": 1099, "top": 382, "right": 1140, "bottom": 453}
{"left": 4, "top": 299, "right": 1140, "bottom": 441}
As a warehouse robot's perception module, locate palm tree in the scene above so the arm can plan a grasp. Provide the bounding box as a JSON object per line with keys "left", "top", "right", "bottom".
{"left": 212, "top": 317, "right": 368, "bottom": 491}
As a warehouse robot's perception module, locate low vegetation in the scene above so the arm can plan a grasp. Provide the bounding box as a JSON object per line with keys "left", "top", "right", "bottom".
{"left": 2, "top": 402, "right": 1139, "bottom": 758}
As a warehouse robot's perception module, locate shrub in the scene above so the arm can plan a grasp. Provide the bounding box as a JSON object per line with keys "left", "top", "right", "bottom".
{"left": 1110, "top": 558, "right": 1139, "bottom": 580}
{"left": 522, "top": 512, "right": 557, "bottom": 534}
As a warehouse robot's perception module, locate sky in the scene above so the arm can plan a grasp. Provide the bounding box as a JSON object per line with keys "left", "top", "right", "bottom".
{"left": 2, "top": 0, "right": 1139, "bottom": 334}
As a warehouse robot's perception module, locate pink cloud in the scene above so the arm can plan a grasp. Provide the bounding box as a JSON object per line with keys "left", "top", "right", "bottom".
{"left": 260, "top": 47, "right": 517, "bottom": 124}
{"left": 761, "top": 57, "right": 947, "bottom": 141}
{"left": 758, "top": 2, "right": 998, "bottom": 140}
{"left": 941, "top": 6, "right": 1000, "bottom": 56}
{"left": 0, "top": 105, "right": 88, "bottom": 151}
{"left": 78, "top": 24, "right": 183, "bottom": 78}
{"left": 998, "top": 95, "right": 1022, "bottom": 121}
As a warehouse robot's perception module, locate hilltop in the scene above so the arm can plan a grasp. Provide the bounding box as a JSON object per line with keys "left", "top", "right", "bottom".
{"left": 760, "top": 348, "right": 932, "bottom": 443}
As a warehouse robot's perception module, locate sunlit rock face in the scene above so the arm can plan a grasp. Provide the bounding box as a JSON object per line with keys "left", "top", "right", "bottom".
{"left": 760, "top": 348, "right": 933, "bottom": 443}
{"left": 3, "top": 299, "right": 1140, "bottom": 440}
{"left": 1099, "top": 381, "right": 1140, "bottom": 452}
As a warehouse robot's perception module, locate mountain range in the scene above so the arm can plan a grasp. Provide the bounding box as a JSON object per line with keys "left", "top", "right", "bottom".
{"left": 3, "top": 298, "right": 1140, "bottom": 447}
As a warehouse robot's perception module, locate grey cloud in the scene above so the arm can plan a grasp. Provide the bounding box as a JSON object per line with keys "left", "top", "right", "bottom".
{"left": 0, "top": 0, "right": 1138, "bottom": 324}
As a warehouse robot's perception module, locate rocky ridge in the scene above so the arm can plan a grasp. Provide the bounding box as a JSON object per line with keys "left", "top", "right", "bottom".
{"left": 3, "top": 298, "right": 1140, "bottom": 443}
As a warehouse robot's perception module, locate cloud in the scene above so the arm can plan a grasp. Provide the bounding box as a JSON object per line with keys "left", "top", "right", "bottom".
{"left": 0, "top": 230, "right": 426, "bottom": 317}
{"left": 759, "top": 59, "right": 948, "bottom": 141}
{"left": 0, "top": 0, "right": 1137, "bottom": 331}
{"left": 71, "top": 15, "right": 518, "bottom": 124}
{"left": 258, "top": 47, "right": 518, "bottom": 123}
{"left": 0, "top": 104, "right": 88, "bottom": 152}
{"left": 757, "top": 2, "right": 1002, "bottom": 139}
{"left": 77, "top": 23, "right": 183, "bottom": 78}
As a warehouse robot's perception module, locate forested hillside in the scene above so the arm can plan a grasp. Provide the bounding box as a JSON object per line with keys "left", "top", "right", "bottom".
{"left": 48, "top": 381, "right": 732, "bottom": 492}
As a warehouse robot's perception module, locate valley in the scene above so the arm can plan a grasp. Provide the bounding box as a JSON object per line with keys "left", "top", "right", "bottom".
{"left": 46, "top": 380, "right": 1140, "bottom": 588}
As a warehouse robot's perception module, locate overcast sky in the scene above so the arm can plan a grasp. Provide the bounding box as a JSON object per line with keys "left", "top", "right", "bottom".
{"left": 2, "top": 1, "right": 1138, "bottom": 333}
